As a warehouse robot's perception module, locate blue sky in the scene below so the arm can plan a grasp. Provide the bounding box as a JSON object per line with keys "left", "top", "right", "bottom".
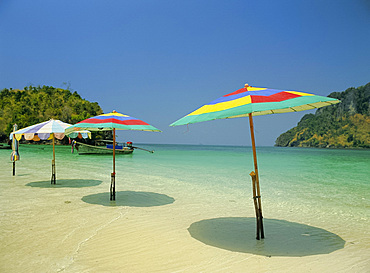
{"left": 1, "top": 0, "right": 369, "bottom": 146}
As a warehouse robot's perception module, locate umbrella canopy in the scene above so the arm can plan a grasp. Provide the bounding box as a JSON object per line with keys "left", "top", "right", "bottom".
{"left": 170, "top": 84, "right": 340, "bottom": 240}
{"left": 66, "top": 111, "right": 161, "bottom": 200}
{"left": 10, "top": 119, "right": 90, "bottom": 141}
{"left": 65, "top": 111, "right": 161, "bottom": 133}
{"left": 170, "top": 84, "right": 340, "bottom": 126}
{"left": 10, "top": 119, "right": 90, "bottom": 184}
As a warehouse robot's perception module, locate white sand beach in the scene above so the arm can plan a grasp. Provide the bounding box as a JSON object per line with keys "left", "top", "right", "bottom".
{"left": 1, "top": 145, "right": 369, "bottom": 272}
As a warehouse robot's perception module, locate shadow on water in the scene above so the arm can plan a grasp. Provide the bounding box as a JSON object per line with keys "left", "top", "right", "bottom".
{"left": 82, "top": 191, "right": 175, "bottom": 207}
{"left": 26, "top": 179, "right": 103, "bottom": 188}
{"left": 188, "top": 217, "right": 345, "bottom": 257}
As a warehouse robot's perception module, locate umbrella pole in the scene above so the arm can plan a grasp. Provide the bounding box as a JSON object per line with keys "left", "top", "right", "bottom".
{"left": 248, "top": 113, "right": 264, "bottom": 239}
{"left": 12, "top": 124, "right": 18, "bottom": 176}
{"left": 250, "top": 171, "right": 260, "bottom": 240}
{"left": 51, "top": 134, "right": 56, "bottom": 184}
{"left": 110, "top": 128, "right": 116, "bottom": 201}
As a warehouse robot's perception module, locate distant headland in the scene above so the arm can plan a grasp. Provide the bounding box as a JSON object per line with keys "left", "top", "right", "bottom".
{"left": 275, "top": 82, "right": 370, "bottom": 148}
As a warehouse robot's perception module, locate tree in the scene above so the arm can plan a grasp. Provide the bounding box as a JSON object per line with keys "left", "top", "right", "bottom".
{"left": 0, "top": 86, "right": 104, "bottom": 142}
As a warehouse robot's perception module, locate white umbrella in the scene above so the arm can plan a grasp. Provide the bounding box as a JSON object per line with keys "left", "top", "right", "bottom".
{"left": 10, "top": 119, "right": 90, "bottom": 184}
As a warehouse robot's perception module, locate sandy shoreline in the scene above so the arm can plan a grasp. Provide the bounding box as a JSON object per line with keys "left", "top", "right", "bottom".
{"left": 1, "top": 176, "right": 369, "bottom": 273}
{"left": 1, "top": 147, "right": 369, "bottom": 272}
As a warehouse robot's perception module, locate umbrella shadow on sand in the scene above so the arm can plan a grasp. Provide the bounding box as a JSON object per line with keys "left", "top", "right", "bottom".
{"left": 82, "top": 191, "right": 175, "bottom": 207}
{"left": 26, "top": 179, "right": 103, "bottom": 188}
{"left": 188, "top": 217, "right": 345, "bottom": 257}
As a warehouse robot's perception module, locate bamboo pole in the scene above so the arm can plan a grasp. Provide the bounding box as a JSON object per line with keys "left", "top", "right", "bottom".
{"left": 249, "top": 171, "right": 261, "bottom": 240}
{"left": 110, "top": 173, "right": 115, "bottom": 200}
{"left": 113, "top": 128, "right": 116, "bottom": 174}
{"left": 248, "top": 113, "right": 264, "bottom": 239}
{"left": 51, "top": 134, "right": 56, "bottom": 184}
{"left": 110, "top": 128, "right": 116, "bottom": 201}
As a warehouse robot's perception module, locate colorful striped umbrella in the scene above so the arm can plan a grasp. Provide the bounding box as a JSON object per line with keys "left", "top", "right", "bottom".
{"left": 65, "top": 111, "right": 161, "bottom": 132}
{"left": 10, "top": 119, "right": 90, "bottom": 184}
{"left": 170, "top": 84, "right": 340, "bottom": 125}
{"left": 65, "top": 110, "right": 161, "bottom": 201}
{"left": 170, "top": 84, "right": 340, "bottom": 240}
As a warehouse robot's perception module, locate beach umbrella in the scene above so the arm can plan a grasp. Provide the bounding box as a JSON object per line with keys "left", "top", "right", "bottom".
{"left": 65, "top": 110, "right": 161, "bottom": 201}
{"left": 170, "top": 83, "right": 340, "bottom": 239}
{"left": 10, "top": 124, "right": 20, "bottom": 176}
{"left": 10, "top": 119, "right": 91, "bottom": 184}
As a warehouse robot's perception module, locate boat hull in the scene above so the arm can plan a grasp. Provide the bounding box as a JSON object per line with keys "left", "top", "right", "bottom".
{"left": 76, "top": 143, "right": 134, "bottom": 155}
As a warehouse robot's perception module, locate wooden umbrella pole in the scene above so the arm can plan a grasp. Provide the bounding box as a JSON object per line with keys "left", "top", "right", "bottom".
{"left": 12, "top": 124, "right": 18, "bottom": 176}
{"left": 113, "top": 128, "right": 116, "bottom": 175}
{"left": 250, "top": 171, "right": 261, "bottom": 240}
{"left": 110, "top": 128, "right": 116, "bottom": 201}
{"left": 248, "top": 113, "right": 264, "bottom": 239}
{"left": 51, "top": 134, "right": 56, "bottom": 184}
{"left": 110, "top": 173, "right": 115, "bottom": 200}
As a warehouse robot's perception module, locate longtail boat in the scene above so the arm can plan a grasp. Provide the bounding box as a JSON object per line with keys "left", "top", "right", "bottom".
{"left": 73, "top": 140, "right": 134, "bottom": 155}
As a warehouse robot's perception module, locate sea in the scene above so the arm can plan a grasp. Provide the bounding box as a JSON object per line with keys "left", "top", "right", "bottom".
{"left": 1, "top": 144, "right": 369, "bottom": 272}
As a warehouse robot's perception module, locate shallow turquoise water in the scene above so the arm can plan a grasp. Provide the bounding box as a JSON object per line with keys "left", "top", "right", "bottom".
{"left": 1, "top": 144, "right": 369, "bottom": 236}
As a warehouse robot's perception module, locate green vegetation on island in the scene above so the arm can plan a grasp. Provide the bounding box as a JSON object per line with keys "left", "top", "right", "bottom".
{"left": 275, "top": 82, "right": 370, "bottom": 148}
{"left": 0, "top": 85, "right": 104, "bottom": 142}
